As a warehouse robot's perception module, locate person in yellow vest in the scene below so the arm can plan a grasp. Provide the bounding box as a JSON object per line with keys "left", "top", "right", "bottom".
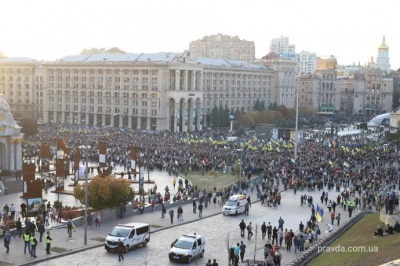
{"left": 30, "top": 233, "right": 38, "bottom": 258}
{"left": 23, "top": 230, "right": 31, "bottom": 254}
{"left": 45, "top": 231, "right": 52, "bottom": 254}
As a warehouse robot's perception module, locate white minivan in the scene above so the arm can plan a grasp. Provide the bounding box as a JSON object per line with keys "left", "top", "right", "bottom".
{"left": 222, "top": 195, "right": 247, "bottom": 215}
{"left": 169, "top": 234, "right": 205, "bottom": 263}
{"left": 105, "top": 222, "right": 150, "bottom": 253}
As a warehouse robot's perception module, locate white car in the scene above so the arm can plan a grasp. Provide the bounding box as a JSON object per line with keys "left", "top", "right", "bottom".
{"left": 105, "top": 223, "right": 150, "bottom": 253}
{"left": 169, "top": 234, "right": 205, "bottom": 263}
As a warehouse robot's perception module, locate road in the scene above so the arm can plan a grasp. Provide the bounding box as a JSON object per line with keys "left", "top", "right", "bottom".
{"left": 35, "top": 187, "right": 348, "bottom": 266}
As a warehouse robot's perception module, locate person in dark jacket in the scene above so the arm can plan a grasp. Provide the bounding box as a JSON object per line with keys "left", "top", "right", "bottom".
{"left": 117, "top": 239, "right": 124, "bottom": 261}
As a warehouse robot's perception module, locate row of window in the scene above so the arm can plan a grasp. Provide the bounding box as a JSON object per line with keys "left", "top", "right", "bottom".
{"left": 0, "top": 76, "right": 30, "bottom": 82}
{"left": 48, "top": 69, "right": 158, "bottom": 75}
{"left": 48, "top": 76, "right": 158, "bottom": 83}
{"left": 47, "top": 105, "right": 157, "bottom": 116}
{"left": 48, "top": 91, "right": 158, "bottom": 98}
{"left": 48, "top": 97, "right": 157, "bottom": 107}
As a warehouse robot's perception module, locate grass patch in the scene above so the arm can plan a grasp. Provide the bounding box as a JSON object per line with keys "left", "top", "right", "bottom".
{"left": 50, "top": 246, "right": 68, "bottom": 253}
{"left": 308, "top": 213, "right": 400, "bottom": 266}
{"left": 185, "top": 170, "right": 239, "bottom": 192}
{"left": 150, "top": 224, "right": 164, "bottom": 228}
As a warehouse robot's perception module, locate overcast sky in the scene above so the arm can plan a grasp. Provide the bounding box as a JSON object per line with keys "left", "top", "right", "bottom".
{"left": 1, "top": 0, "right": 398, "bottom": 69}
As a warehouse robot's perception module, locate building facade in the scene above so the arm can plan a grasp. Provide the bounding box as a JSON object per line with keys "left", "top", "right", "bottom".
{"left": 296, "top": 51, "right": 317, "bottom": 74}
{"left": 0, "top": 58, "right": 38, "bottom": 122}
{"left": 269, "top": 36, "right": 296, "bottom": 57}
{"left": 189, "top": 34, "right": 255, "bottom": 63}
{"left": 39, "top": 52, "right": 273, "bottom": 132}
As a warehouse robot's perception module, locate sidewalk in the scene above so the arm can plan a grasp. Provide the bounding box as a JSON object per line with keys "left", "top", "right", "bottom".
{"left": 1, "top": 171, "right": 367, "bottom": 266}
{"left": 0, "top": 169, "right": 242, "bottom": 266}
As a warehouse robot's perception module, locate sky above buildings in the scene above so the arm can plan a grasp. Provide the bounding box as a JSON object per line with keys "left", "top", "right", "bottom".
{"left": 1, "top": 0, "right": 399, "bottom": 69}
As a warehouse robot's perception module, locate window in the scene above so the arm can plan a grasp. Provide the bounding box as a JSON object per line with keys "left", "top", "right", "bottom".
{"left": 142, "top": 101, "right": 147, "bottom": 107}
{"left": 142, "top": 109, "right": 147, "bottom": 115}
{"left": 151, "top": 109, "right": 157, "bottom": 116}
{"left": 132, "top": 109, "right": 138, "bottom": 114}
{"left": 142, "top": 70, "right": 148, "bottom": 75}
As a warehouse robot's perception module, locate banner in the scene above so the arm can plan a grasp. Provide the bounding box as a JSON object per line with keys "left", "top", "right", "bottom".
{"left": 99, "top": 142, "right": 107, "bottom": 167}
{"left": 41, "top": 144, "right": 50, "bottom": 171}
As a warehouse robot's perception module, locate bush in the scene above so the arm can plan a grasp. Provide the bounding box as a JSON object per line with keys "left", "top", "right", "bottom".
{"left": 73, "top": 175, "right": 134, "bottom": 210}
{"left": 54, "top": 200, "right": 63, "bottom": 210}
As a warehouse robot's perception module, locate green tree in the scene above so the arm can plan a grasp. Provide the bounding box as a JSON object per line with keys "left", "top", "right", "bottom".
{"left": 210, "top": 105, "right": 219, "bottom": 128}
{"left": 20, "top": 117, "right": 39, "bottom": 136}
{"left": 73, "top": 175, "right": 134, "bottom": 209}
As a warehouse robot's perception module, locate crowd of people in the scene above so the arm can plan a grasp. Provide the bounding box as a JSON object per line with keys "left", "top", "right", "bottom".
{"left": 2, "top": 122, "right": 399, "bottom": 264}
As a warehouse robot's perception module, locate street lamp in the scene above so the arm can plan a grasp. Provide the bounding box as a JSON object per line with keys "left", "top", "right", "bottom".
{"left": 236, "top": 149, "right": 243, "bottom": 193}
{"left": 294, "top": 70, "right": 300, "bottom": 162}
{"left": 82, "top": 144, "right": 90, "bottom": 245}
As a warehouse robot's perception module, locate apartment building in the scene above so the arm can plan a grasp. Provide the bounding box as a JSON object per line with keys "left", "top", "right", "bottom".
{"left": 189, "top": 34, "right": 256, "bottom": 63}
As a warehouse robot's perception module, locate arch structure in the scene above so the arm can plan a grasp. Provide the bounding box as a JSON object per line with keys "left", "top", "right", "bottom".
{"left": 0, "top": 93, "right": 24, "bottom": 173}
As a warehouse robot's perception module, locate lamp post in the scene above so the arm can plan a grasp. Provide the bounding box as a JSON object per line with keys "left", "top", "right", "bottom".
{"left": 294, "top": 71, "right": 300, "bottom": 162}
{"left": 83, "top": 144, "right": 90, "bottom": 245}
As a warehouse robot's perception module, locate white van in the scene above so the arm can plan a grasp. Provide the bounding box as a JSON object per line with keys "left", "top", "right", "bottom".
{"left": 222, "top": 195, "right": 247, "bottom": 215}
{"left": 169, "top": 234, "right": 205, "bottom": 263}
{"left": 105, "top": 222, "right": 150, "bottom": 253}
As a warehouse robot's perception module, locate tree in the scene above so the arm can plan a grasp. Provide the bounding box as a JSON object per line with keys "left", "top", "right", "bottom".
{"left": 210, "top": 106, "right": 219, "bottom": 128}
{"left": 73, "top": 175, "right": 134, "bottom": 210}
{"left": 19, "top": 117, "right": 39, "bottom": 136}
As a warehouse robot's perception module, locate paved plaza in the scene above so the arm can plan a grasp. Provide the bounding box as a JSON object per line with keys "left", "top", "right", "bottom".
{"left": 1, "top": 167, "right": 363, "bottom": 266}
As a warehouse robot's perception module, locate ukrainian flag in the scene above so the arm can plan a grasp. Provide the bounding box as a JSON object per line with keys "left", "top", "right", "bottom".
{"left": 316, "top": 204, "right": 324, "bottom": 222}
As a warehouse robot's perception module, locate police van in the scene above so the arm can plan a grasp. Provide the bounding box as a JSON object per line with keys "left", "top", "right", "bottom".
{"left": 169, "top": 234, "right": 205, "bottom": 263}
{"left": 105, "top": 222, "right": 150, "bottom": 253}
{"left": 222, "top": 195, "right": 247, "bottom": 215}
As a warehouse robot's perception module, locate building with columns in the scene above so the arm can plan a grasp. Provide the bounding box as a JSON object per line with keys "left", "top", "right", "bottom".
{"left": 189, "top": 34, "right": 256, "bottom": 63}
{"left": 40, "top": 52, "right": 273, "bottom": 132}
{"left": 0, "top": 93, "right": 24, "bottom": 173}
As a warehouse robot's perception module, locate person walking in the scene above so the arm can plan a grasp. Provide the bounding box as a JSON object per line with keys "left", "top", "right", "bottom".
{"left": 267, "top": 222, "right": 272, "bottom": 240}
{"left": 87, "top": 213, "right": 93, "bottom": 227}
{"left": 261, "top": 222, "right": 267, "bottom": 240}
{"left": 37, "top": 221, "right": 45, "bottom": 242}
{"left": 247, "top": 222, "right": 253, "bottom": 240}
{"left": 211, "top": 259, "right": 219, "bottom": 266}
{"left": 239, "top": 241, "right": 246, "bottom": 263}
{"left": 95, "top": 214, "right": 102, "bottom": 227}
{"left": 169, "top": 209, "right": 174, "bottom": 224}
{"left": 336, "top": 213, "right": 341, "bottom": 226}
{"left": 67, "top": 219, "right": 75, "bottom": 237}
{"left": 177, "top": 206, "right": 184, "bottom": 221}
{"left": 23, "top": 229, "right": 31, "bottom": 254}
{"left": 117, "top": 239, "right": 124, "bottom": 261}
{"left": 239, "top": 220, "right": 246, "bottom": 237}
{"left": 15, "top": 218, "right": 22, "bottom": 238}
{"left": 45, "top": 231, "right": 52, "bottom": 254}
{"left": 4, "top": 230, "right": 11, "bottom": 253}
{"left": 192, "top": 200, "right": 197, "bottom": 213}
{"left": 30, "top": 233, "right": 38, "bottom": 258}
{"left": 198, "top": 202, "right": 203, "bottom": 218}
{"left": 161, "top": 203, "right": 166, "bottom": 218}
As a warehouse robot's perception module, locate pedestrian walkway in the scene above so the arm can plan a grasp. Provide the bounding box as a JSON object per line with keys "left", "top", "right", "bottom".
{"left": 0, "top": 171, "right": 370, "bottom": 266}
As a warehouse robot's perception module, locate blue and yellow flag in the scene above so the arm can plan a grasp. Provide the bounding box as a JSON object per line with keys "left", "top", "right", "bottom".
{"left": 316, "top": 204, "right": 324, "bottom": 222}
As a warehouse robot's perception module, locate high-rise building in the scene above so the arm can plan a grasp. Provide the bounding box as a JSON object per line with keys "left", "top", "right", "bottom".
{"left": 296, "top": 51, "right": 316, "bottom": 74}
{"left": 376, "top": 36, "right": 390, "bottom": 75}
{"left": 269, "top": 36, "right": 296, "bottom": 57}
{"left": 189, "top": 34, "right": 255, "bottom": 63}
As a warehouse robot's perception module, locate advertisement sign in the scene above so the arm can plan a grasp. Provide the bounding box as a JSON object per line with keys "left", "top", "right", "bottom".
{"left": 28, "top": 198, "right": 42, "bottom": 211}
{"left": 55, "top": 176, "right": 64, "bottom": 191}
